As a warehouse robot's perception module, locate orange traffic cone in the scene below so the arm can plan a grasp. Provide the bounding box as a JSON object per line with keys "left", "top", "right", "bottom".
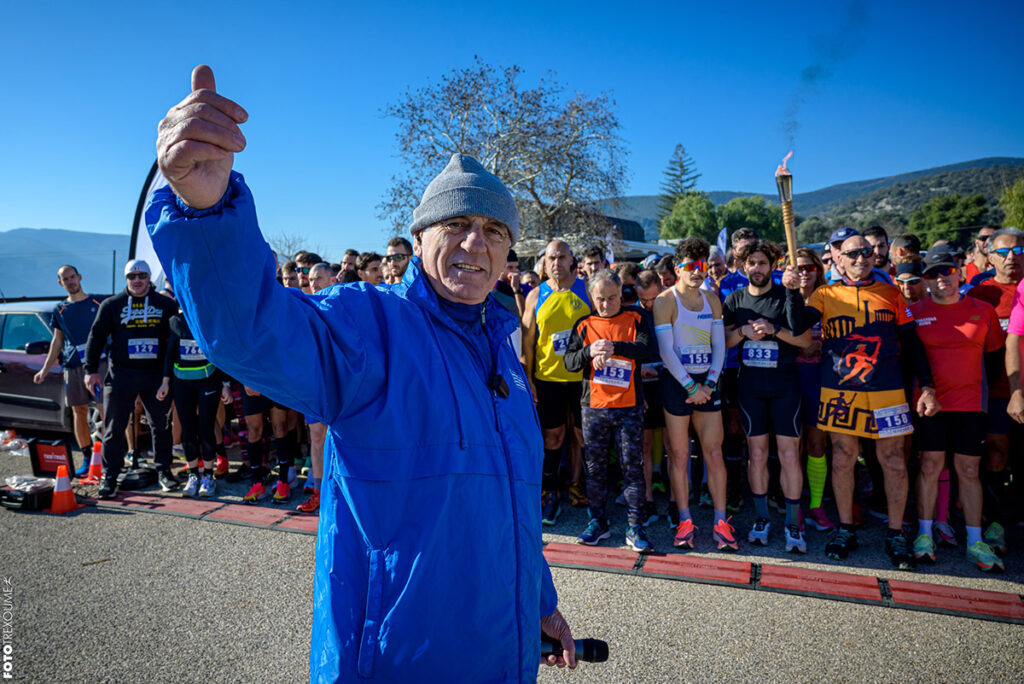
{"left": 45, "top": 465, "right": 85, "bottom": 514}
{"left": 80, "top": 441, "right": 103, "bottom": 485}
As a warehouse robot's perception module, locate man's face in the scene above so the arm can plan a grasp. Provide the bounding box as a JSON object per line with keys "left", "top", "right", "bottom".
{"left": 658, "top": 270, "right": 676, "bottom": 288}
{"left": 520, "top": 271, "right": 539, "bottom": 289}
{"left": 708, "top": 255, "right": 728, "bottom": 282}
{"left": 414, "top": 215, "right": 510, "bottom": 304}
{"left": 975, "top": 228, "right": 995, "bottom": 255}
{"left": 733, "top": 239, "right": 755, "bottom": 272}
{"left": 384, "top": 245, "right": 413, "bottom": 280}
{"left": 341, "top": 254, "right": 357, "bottom": 272}
{"left": 829, "top": 242, "right": 845, "bottom": 273}
{"left": 583, "top": 256, "right": 604, "bottom": 279}
{"left": 58, "top": 267, "right": 81, "bottom": 295}
{"left": 126, "top": 271, "right": 150, "bottom": 296}
{"left": 309, "top": 267, "right": 333, "bottom": 293}
{"left": 896, "top": 273, "right": 926, "bottom": 304}
{"left": 924, "top": 264, "right": 960, "bottom": 300}
{"left": 544, "top": 242, "right": 574, "bottom": 283}
{"left": 675, "top": 257, "right": 707, "bottom": 289}
{"left": 744, "top": 251, "right": 772, "bottom": 287}
{"left": 358, "top": 260, "right": 384, "bottom": 286}
{"left": 865, "top": 234, "right": 890, "bottom": 268}
{"left": 296, "top": 262, "right": 312, "bottom": 288}
{"left": 636, "top": 282, "right": 663, "bottom": 311}
{"left": 988, "top": 235, "right": 1024, "bottom": 282}
{"left": 591, "top": 280, "right": 622, "bottom": 318}
{"left": 282, "top": 270, "right": 300, "bottom": 289}
{"left": 839, "top": 237, "right": 873, "bottom": 281}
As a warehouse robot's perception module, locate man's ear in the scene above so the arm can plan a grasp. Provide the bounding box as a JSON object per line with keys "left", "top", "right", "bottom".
{"left": 413, "top": 232, "right": 423, "bottom": 257}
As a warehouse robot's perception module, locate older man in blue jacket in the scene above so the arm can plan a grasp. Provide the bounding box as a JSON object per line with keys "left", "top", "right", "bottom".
{"left": 149, "top": 65, "right": 575, "bottom": 682}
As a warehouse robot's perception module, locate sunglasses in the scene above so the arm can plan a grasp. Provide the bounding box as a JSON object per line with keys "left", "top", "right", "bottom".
{"left": 796, "top": 264, "right": 817, "bottom": 273}
{"left": 127, "top": 273, "right": 149, "bottom": 280}
{"left": 896, "top": 276, "right": 922, "bottom": 284}
{"left": 842, "top": 247, "right": 874, "bottom": 260}
{"left": 298, "top": 267, "right": 311, "bottom": 274}
{"left": 924, "top": 266, "right": 956, "bottom": 278}
{"left": 991, "top": 246, "right": 1024, "bottom": 258}
{"left": 680, "top": 260, "right": 708, "bottom": 273}
{"left": 382, "top": 253, "right": 411, "bottom": 263}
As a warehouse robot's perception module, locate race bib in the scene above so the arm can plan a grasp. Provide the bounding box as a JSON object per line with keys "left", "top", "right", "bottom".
{"left": 742, "top": 340, "right": 779, "bottom": 368}
{"left": 128, "top": 338, "right": 158, "bottom": 360}
{"left": 180, "top": 339, "right": 206, "bottom": 362}
{"left": 551, "top": 330, "right": 571, "bottom": 356}
{"left": 593, "top": 358, "right": 632, "bottom": 389}
{"left": 678, "top": 345, "right": 712, "bottom": 373}
{"left": 75, "top": 343, "right": 87, "bottom": 363}
{"left": 873, "top": 403, "right": 913, "bottom": 438}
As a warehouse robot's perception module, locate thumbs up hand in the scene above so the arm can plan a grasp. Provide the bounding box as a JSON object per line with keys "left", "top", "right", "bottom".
{"left": 157, "top": 65, "right": 249, "bottom": 209}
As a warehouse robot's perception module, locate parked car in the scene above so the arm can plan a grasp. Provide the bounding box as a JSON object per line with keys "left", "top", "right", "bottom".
{"left": 0, "top": 298, "right": 89, "bottom": 434}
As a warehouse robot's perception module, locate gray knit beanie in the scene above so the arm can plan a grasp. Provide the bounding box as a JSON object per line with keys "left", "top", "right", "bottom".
{"left": 409, "top": 154, "right": 519, "bottom": 243}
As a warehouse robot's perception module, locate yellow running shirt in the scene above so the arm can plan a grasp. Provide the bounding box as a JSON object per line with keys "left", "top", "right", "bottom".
{"left": 534, "top": 278, "right": 591, "bottom": 382}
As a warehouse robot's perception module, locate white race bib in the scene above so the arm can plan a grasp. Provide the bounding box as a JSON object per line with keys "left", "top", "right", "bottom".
{"left": 678, "top": 345, "right": 712, "bottom": 374}
{"left": 742, "top": 340, "right": 779, "bottom": 368}
{"left": 593, "top": 357, "right": 632, "bottom": 389}
{"left": 180, "top": 339, "right": 207, "bottom": 362}
{"left": 873, "top": 403, "right": 913, "bottom": 438}
{"left": 128, "top": 338, "right": 158, "bottom": 360}
{"left": 551, "top": 330, "right": 571, "bottom": 356}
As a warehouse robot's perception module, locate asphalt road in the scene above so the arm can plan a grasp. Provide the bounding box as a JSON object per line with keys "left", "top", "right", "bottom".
{"left": 1, "top": 448, "right": 1022, "bottom": 683}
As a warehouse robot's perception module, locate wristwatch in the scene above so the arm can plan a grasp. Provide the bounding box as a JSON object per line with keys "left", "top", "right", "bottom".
{"left": 705, "top": 379, "right": 718, "bottom": 392}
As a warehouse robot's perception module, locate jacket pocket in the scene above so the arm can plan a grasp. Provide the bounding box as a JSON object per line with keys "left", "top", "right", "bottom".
{"left": 357, "top": 548, "right": 385, "bottom": 678}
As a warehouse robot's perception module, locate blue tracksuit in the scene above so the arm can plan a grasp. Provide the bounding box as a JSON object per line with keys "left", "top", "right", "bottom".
{"left": 147, "top": 172, "right": 557, "bottom": 682}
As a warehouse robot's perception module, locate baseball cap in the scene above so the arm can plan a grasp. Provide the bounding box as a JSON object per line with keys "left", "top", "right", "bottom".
{"left": 895, "top": 261, "right": 923, "bottom": 280}
{"left": 921, "top": 244, "right": 958, "bottom": 273}
{"left": 829, "top": 227, "right": 860, "bottom": 245}
{"left": 124, "top": 259, "right": 151, "bottom": 277}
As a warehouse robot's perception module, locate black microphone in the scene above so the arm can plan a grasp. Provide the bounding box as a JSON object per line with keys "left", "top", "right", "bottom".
{"left": 541, "top": 635, "right": 609, "bottom": 663}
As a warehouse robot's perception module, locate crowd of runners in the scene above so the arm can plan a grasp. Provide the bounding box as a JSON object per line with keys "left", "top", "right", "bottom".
{"left": 35, "top": 222, "right": 1024, "bottom": 573}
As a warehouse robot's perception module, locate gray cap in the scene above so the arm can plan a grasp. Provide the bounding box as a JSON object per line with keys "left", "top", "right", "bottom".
{"left": 409, "top": 154, "right": 519, "bottom": 243}
{"left": 922, "top": 244, "right": 958, "bottom": 273}
{"left": 124, "top": 259, "right": 151, "bottom": 276}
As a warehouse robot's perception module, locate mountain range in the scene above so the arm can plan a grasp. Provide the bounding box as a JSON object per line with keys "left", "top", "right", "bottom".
{"left": 0, "top": 228, "right": 129, "bottom": 300}
{"left": 601, "top": 157, "right": 1024, "bottom": 241}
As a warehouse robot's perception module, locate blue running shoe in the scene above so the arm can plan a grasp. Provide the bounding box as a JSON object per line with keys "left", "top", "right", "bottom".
{"left": 576, "top": 518, "right": 611, "bottom": 546}
{"left": 541, "top": 490, "right": 561, "bottom": 526}
{"left": 626, "top": 525, "right": 653, "bottom": 554}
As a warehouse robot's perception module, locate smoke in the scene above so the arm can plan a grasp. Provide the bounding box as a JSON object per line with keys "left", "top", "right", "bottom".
{"left": 783, "top": 0, "right": 869, "bottom": 148}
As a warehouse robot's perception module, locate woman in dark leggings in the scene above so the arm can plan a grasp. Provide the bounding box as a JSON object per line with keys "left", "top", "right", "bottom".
{"left": 159, "top": 312, "right": 229, "bottom": 497}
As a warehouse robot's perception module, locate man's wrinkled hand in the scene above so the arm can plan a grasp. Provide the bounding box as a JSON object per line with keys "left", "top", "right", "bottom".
{"left": 540, "top": 609, "right": 577, "bottom": 669}
{"left": 157, "top": 65, "right": 249, "bottom": 210}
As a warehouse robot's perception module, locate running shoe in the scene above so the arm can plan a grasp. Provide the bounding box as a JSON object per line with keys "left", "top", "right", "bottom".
{"left": 198, "top": 474, "right": 216, "bottom": 498}
{"left": 242, "top": 481, "right": 268, "bottom": 504}
{"left": 225, "top": 464, "right": 255, "bottom": 483}
{"left": 807, "top": 507, "right": 836, "bottom": 532}
{"left": 296, "top": 489, "right": 320, "bottom": 514}
{"left": 158, "top": 470, "right": 180, "bottom": 492}
{"left": 934, "top": 521, "right": 957, "bottom": 547}
{"left": 576, "top": 518, "right": 611, "bottom": 546}
{"left": 784, "top": 525, "right": 807, "bottom": 554}
{"left": 272, "top": 480, "right": 291, "bottom": 504}
{"left": 983, "top": 522, "right": 1007, "bottom": 554}
{"left": 625, "top": 525, "right": 653, "bottom": 554}
{"left": 966, "top": 540, "right": 1005, "bottom": 572}
{"left": 912, "top": 533, "right": 936, "bottom": 563}
{"left": 698, "top": 485, "right": 713, "bottom": 509}
{"left": 726, "top": 490, "right": 743, "bottom": 514}
{"left": 748, "top": 517, "right": 770, "bottom": 546}
{"left": 299, "top": 455, "right": 312, "bottom": 477}
{"left": 825, "top": 527, "right": 858, "bottom": 560}
{"left": 886, "top": 533, "right": 916, "bottom": 571}
{"left": 214, "top": 454, "right": 230, "bottom": 478}
{"left": 713, "top": 518, "right": 739, "bottom": 552}
{"left": 172, "top": 444, "right": 186, "bottom": 462}
{"left": 673, "top": 519, "right": 697, "bottom": 549}
{"left": 74, "top": 455, "right": 91, "bottom": 478}
{"left": 541, "top": 491, "right": 561, "bottom": 526}
{"left": 182, "top": 474, "right": 200, "bottom": 498}
{"left": 665, "top": 504, "right": 680, "bottom": 528}
{"left": 97, "top": 477, "right": 118, "bottom": 500}
{"left": 568, "top": 481, "right": 588, "bottom": 508}
{"left": 641, "top": 501, "right": 659, "bottom": 527}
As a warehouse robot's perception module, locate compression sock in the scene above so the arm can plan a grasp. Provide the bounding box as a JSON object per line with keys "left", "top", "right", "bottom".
{"left": 918, "top": 519, "right": 933, "bottom": 539}
{"left": 966, "top": 525, "right": 982, "bottom": 546}
{"left": 936, "top": 470, "right": 950, "bottom": 523}
{"left": 714, "top": 509, "right": 726, "bottom": 525}
{"left": 753, "top": 494, "right": 770, "bottom": 520}
{"left": 542, "top": 449, "right": 561, "bottom": 491}
{"left": 807, "top": 454, "right": 827, "bottom": 509}
{"left": 247, "top": 440, "right": 262, "bottom": 470}
{"left": 314, "top": 477, "right": 322, "bottom": 491}
{"left": 785, "top": 498, "right": 801, "bottom": 528}
{"left": 677, "top": 506, "right": 692, "bottom": 521}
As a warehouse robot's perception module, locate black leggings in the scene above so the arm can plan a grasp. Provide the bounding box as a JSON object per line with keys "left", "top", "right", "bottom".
{"left": 173, "top": 375, "right": 222, "bottom": 468}
{"left": 101, "top": 367, "right": 172, "bottom": 477}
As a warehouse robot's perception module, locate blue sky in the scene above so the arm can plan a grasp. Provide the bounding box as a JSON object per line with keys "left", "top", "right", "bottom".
{"left": 2, "top": 0, "right": 1022, "bottom": 258}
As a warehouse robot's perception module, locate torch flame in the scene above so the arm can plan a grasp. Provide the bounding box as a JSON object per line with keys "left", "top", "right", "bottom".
{"left": 775, "top": 150, "right": 794, "bottom": 177}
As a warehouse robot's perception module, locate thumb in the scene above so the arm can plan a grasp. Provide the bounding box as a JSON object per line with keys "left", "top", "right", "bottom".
{"left": 191, "top": 64, "right": 216, "bottom": 92}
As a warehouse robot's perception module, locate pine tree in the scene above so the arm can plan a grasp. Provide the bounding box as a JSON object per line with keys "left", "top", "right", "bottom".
{"left": 657, "top": 144, "right": 701, "bottom": 220}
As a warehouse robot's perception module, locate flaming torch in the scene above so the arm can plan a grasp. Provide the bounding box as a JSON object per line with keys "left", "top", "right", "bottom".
{"left": 775, "top": 151, "right": 796, "bottom": 262}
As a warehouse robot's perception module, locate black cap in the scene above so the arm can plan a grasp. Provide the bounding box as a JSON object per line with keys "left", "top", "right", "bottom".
{"left": 895, "top": 261, "right": 923, "bottom": 279}
{"left": 507, "top": 248, "right": 518, "bottom": 263}
{"left": 922, "top": 244, "right": 958, "bottom": 273}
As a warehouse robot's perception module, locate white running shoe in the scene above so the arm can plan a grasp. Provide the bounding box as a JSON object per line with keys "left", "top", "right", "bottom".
{"left": 182, "top": 474, "right": 200, "bottom": 498}
{"left": 785, "top": 525, "right": 808, "bottom": 554}
{"left": 748, "top": 518, "right": 770, "bottom": 546}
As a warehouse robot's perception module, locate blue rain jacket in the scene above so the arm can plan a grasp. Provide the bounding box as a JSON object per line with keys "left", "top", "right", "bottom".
{"left": 146, "top": 173, "right": 558, "bottom": 682}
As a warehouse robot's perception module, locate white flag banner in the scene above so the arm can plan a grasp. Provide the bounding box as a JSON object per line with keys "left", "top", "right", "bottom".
{"left": 129, "top": 160, "right": 170, "bottom": 288}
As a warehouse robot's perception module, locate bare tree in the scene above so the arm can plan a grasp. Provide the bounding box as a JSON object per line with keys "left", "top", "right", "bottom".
{"left": 379, "top": 58, "right": 629, "bottom": 241}
{"left": 266, "top": 231, "right": 325, "bottom": 262}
